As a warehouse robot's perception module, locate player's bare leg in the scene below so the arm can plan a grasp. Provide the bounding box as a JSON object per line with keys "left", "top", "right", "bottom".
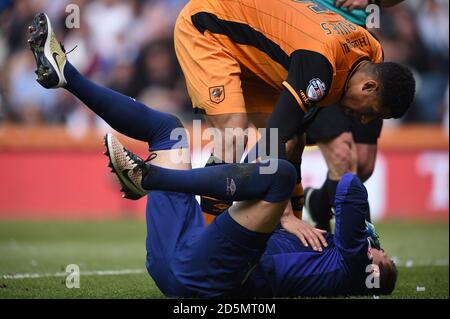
{"left": 304, "top": 132, "right": 356, "bottom": 231}
{"left": 206, "top": 113, "right": 250, "bottom": 163}
{"left": 355, "top": 143, "right": 378, "bottom": 183}
{"left": 305, "top": 132, "right": 378, "bottom": 230}
{"left": 200, "top": 113, "right": 249, "bottom": 216}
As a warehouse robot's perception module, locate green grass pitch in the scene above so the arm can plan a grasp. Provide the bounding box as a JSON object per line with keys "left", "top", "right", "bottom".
{"left": 0, "top": 220, "right": 448, "bottom": 299}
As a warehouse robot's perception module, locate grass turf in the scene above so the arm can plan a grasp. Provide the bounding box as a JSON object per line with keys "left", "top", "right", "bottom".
{"left": 0, "top": 220, "right": 448, "bottom": 299}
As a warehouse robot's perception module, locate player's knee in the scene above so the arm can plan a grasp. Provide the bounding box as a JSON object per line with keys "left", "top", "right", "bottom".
{"left": 150, "top": 113, "right": 187, "bottom": 151}
{"left": 156, "top": 113, "right": 186, "bottom": 143}
{"left": 161, "top": 113, "right": 185, "bottom": 132}
{"left": 285, "top": 134, "right": 305, "bottom": 161}
{"left": 327, "top": 144, "right": 354, "bottom": 177}
{"left": 271, "top": 159, "right": 297, "bottom": 201}
{"left": 357, "top": 161, "right": 375, "bottom": 182}
{"left": 207, "top": 113, "right": 249, "bottom": 162}
{"left": 207, "top": 113, "right": 249, "bottom": 132}
{"left": 356, "top": 145, "right": 377, "bottom": 182}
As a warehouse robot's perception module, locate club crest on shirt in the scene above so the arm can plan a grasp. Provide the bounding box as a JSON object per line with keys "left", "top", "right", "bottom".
{"left": 306, "top": 78, "right": 326, "bottom": 102}
{"left": 209, "top": 86, "right": 225, "bottom": 104}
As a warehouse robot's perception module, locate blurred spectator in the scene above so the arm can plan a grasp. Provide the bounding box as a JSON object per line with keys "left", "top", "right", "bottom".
{"left": 374, "top": 0, "right": 449, "bottom": 125}
{"left": 443, "top": 84, "right": 449, "bottom": 136}
{"left": 84, "top": 0, "right": 134, "bottom": 64}
{"left": 0, "top": 0, "right": 447, "bottom": 130}
{"left": 7, "top": 50, "right": 60, "bottom": 123}
{"left": 132, "top": 38, "right": 181, "bottom": 94}
{"left": 413, "top": 0, "right": 449, "bottom": 124}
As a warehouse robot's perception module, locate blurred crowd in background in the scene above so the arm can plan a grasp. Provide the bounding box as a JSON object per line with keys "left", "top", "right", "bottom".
{"left": 0, "top": 0, "right": 448, "bottom": 136}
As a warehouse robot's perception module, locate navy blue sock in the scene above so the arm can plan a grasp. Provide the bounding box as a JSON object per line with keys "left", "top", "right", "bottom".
{"left": 63, "top": 62, "right": 187, "bottom": 151}
{"left": 309, "top": 175, "right": 336, "bottom": 231}
{"left": 142, "top": 160, "right": 297, "bottom": 203}
{"left": 201, "top": 155, "right": 233, "bottom": 214}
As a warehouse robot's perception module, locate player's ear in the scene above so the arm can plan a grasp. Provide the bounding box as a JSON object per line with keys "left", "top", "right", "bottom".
{"left": 362, "top": 80, "right": 379, "bottom": 93}
{"left": 367, "top": 248, "right": 374, "bottom": 260}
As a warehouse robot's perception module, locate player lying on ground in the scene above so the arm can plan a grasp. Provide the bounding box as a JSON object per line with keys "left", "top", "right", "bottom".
{"left": 28, "top": 13, "right": 397, "bottom": 297}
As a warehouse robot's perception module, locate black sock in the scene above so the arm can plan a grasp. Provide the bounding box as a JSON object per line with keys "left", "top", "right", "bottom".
{"left": 326, "top": 177, "right": 339, "bottom": 209}
{"left": 309, "top": 175, "right": 338, "bottom": 231}
{"left": 288, "top": 159, "right": 301, "bottom": 184}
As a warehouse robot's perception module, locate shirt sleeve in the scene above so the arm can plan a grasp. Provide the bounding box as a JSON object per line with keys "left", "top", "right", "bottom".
{"left": 259, "top": 50, "right": 334, "bottom": 160}
{"left": 283, "top": 50, "right": 333, "bottom": 113}
{"left": 333, "top": 174, "right": 370, "bottom": 257}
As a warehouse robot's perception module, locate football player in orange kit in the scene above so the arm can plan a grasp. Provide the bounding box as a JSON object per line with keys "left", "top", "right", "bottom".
{"left": 302, "top": 0, "right": 405, "bottom": 231}
{"left": 174, "top": 0, "right": 415, "bottom": 236}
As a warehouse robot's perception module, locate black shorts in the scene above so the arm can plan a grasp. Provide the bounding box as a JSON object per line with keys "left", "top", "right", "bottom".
{"left": 305, "top": 104, "right": 383, "bottom": 145}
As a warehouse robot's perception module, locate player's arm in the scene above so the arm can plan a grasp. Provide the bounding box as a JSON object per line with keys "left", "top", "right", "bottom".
{"left": 263, "top": 50, "right": 333, "bottom": 159}
{"left": 334, "top": 0, "right": 404, "bottom": 11}
{"left": 333, "top": 175, "right": 370, "bottom": 257}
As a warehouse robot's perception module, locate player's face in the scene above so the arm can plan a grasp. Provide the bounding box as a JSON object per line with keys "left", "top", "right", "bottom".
{"left": 341, "top": 80, "right": 388, "bottom": 124}
{"left": 343, "top": 106, "right": 379, "bottom": 124}
{"left": 369, "top": 247, "right": 390, "bottom": 266}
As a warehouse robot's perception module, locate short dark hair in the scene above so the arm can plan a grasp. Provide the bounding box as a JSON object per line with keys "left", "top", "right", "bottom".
{"left": 372, "top": 62, "right": 416, "bottom": 119}
{"left": 376, "top": 259, "right": 398, "bottom": 295}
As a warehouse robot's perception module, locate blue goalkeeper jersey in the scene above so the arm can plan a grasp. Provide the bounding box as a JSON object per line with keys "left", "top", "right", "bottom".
{"left": 146, "top": 170, "right": 375, "bottom": 297}
{"left": 244, "top": 175, "right": 373, "bottom": 297}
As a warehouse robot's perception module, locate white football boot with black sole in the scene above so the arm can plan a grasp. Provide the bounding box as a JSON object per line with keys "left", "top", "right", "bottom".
{"left": 28, "top": 13, "right": 67, "bottom": 89}
{"left": 104, "top": 134, "right": 155, "bottom": 200}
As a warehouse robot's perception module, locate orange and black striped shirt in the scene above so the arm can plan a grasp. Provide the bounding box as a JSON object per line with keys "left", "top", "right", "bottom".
{"left": 188, "top": 0, "right": 383, "bottom": 112}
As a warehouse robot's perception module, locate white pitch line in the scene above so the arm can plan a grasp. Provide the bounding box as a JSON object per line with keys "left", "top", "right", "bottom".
{"left": 1, "top": 269, "right": 146, "bottom": 280}
{"left": 392, "top": 259, "right": 449, "bottom": 267}
{"left": 1, "top": 259, "right": 448, "bottom": 280}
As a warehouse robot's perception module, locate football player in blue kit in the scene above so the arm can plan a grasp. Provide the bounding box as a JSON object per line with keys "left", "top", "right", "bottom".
{"left": 28, "top": 12, "right": 397, "bottom": 298}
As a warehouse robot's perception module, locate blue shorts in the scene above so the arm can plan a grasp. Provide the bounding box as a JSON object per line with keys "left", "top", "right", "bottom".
{"left": 144, "top": 191, "right": 271, "bottom": 298}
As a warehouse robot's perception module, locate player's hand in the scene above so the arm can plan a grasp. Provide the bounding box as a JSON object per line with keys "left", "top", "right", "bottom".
{"left": 281, "top": 204, "right": 328, "bottom": 252}
{"left": 335, "top": 0, "right": 370, "bottom": 11}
